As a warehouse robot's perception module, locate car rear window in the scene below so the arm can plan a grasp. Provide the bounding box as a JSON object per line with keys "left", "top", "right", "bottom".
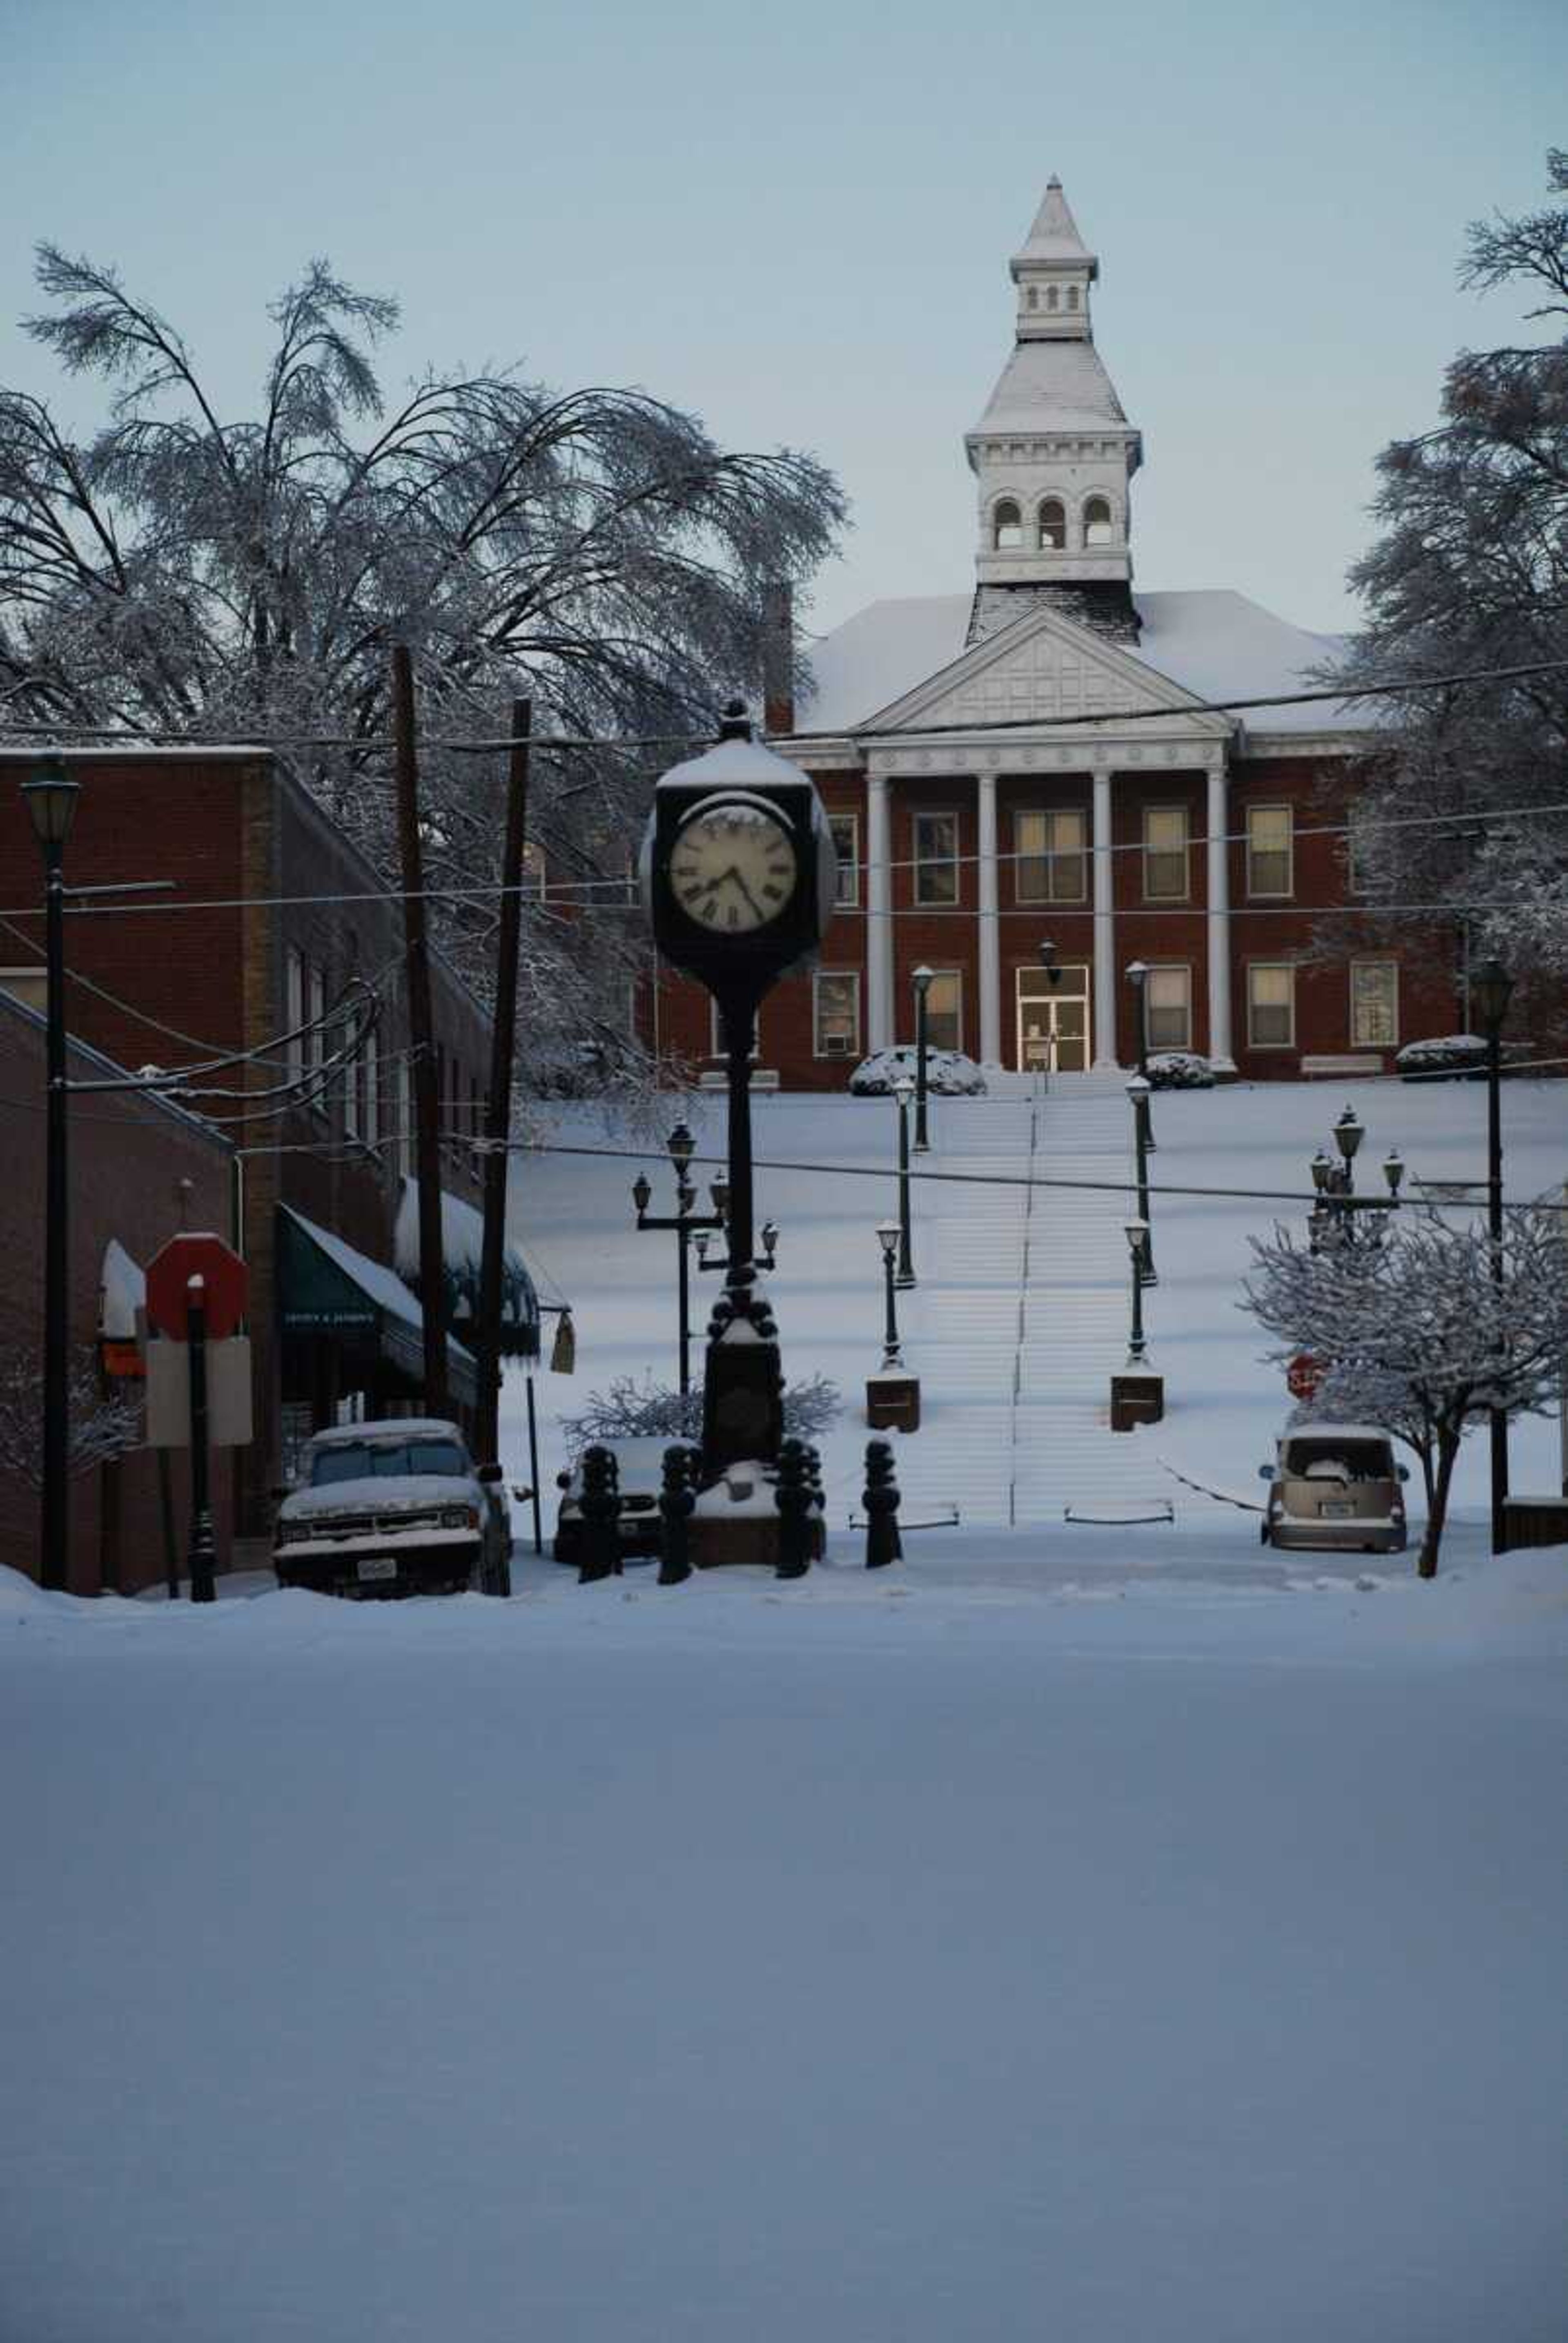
{"left": 1283, "top": 1440, "right": 1393, "bottom": 1480}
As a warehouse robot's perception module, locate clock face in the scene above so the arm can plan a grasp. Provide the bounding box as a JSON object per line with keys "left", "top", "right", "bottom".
{"left": 670, "top": 802, "right": 799, "bottom": 934}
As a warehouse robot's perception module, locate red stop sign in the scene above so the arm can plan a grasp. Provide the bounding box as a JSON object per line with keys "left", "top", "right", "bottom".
{"left": 1286, "top": 1352, "right": 1325, "bottom": 1402}
{"left": 146, "top": 1233, "right": 249, "bottom": 1341}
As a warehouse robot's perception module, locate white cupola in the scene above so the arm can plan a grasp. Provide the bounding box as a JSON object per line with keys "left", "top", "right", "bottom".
{"left": 965, "top": 177, "right": 1143, "bottom": 623}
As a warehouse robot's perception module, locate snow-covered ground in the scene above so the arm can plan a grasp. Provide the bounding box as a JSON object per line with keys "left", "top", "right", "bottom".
{"left": 2, "top": 1077, "right": 1565, "bottom": 2341}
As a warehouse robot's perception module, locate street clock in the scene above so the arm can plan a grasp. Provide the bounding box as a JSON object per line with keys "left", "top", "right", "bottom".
{"left": 644, "top": 703, "right": 836, "bottom": 999}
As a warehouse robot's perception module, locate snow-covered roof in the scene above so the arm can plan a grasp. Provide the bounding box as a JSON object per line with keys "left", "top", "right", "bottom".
{"left": 798, "top": 589, "right": 1361, "bottom": 740}
{"left": 973, "top": 337, "right": 1130, "bottom": 438}
{"left": 98, "top": 1240, "right": 145, "bottom": 1343}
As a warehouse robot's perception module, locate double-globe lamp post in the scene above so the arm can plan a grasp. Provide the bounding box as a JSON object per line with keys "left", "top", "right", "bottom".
{"left": 1305, "top": 1104, "right": 1403, "bottom": 1252}
{"left": 22, "top": 754, "right": 81, "bottom": 1594}
{"left": 630, "top": 1121, "right": 728, "bottom": 1399}
{"left": 911, "top": 964, "right": 933, "bottom": 1153}
{"left": 1472, "top": 958, "right": 1515, "bottom": 1552}
{"left": 1124, "top": 959, "right": 1156, "bottom": 1148}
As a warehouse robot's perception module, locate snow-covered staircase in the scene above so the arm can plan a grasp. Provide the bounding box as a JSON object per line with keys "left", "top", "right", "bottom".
{"left": 893, "top": 1075, "right": 1228, "bottom": 1530}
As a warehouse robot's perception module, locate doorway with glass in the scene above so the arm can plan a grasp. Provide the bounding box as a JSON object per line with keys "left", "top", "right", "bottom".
{"left": 1016, "top": 963, "right": 1091, "bottom": 1072}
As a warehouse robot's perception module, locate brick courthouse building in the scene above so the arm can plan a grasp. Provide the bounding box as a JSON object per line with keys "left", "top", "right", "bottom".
{"left": 657, "top": 180, "right": 1457, "bottom": 1087}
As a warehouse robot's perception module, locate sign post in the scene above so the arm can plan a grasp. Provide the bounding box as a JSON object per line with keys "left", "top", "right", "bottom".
{"left": 145, "top": 1234, "right": 250, "bottom": 1601}
{"left": 186, "top": 1274, "right": 217, "bottom": 1604}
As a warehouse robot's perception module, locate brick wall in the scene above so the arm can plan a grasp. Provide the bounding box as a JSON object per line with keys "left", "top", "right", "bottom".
{"left": 0, "top": 997, "right": 235, "bottom": 1594}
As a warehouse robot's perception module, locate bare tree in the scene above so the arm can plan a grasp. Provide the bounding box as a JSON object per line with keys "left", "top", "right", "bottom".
{"left": 1243, "top": 1204, "right": 1568, "bottom": 1577}
{"left": 0, "top": 1344, "right": 142, "bottom": 1488}
{"left": 0, "top": 249, "right": 847, "bottom": 1081}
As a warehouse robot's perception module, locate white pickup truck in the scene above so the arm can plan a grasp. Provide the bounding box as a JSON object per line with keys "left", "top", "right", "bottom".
{"left": 274, "top": 1418, "right": 512, "bottom": 1597}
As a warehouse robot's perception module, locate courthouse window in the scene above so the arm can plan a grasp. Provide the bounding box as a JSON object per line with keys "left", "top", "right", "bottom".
{"left": 813, "top": 972, "right": 860, "bottom": 1058}
{"left": 829, "top": 814, "right": 860, "bottom": 906}
{"left": 1350, "top": 960, "right": 1398, "bottom": 1049}
{"left": 913, "top": 811, "right": 959, "bottom": 906}
{"left": 1146, "top": 966, "right": 1192, "bottom": 1052}
{"left": 1016, "top": 808, "right": 1087, "bottom": 903}
{"left": 924, "top": 971, "right": 963, "bottom": 1053}
{"left": 1246, "top": 805, "right": 1293, "bottom": 898}
{"left": 1247, "top": 964, "right": 1295, "bottom": 1049}
{"left": 1143, "top": 806, "right": 1189, "bottom": 900}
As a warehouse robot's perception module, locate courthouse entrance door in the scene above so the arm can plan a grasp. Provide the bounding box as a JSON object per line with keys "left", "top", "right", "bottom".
{"left": 1016, "top": 964, "right": 1091, "bottom": 1073}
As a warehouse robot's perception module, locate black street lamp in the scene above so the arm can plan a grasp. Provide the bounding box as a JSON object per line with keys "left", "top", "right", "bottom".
{"left": 631, "top": 1123, "right": 728, "bottom": 1397}
{"left": 1126, "top": 1072, "right": 1157, "bottom": 1285}
{"left": 892, "top": 1073, "right": 916, "bottom": 1288}
{"left": 21, "top": 753, "right": 80, "bottom": 1592}
{"left": 1306, "top": 1108, "right": 1401, "bottom": 1252}
{"left": 1472, "top": 958, "right": 1515, "bottom": 1552}
{"left": 1125, "top": 958, "right": 1149, "bottom": 1078}
{"left": 1036, "top": 938, "right": 1062, "bottom": 1080}
{"left": 1124, "top": 1217, "right": 1150, "bottom": 1365}
{"left": 912, "top": 964, "right": 934, "bottom": 1153}
{"left": 875, "top": 1220, "right": 904, "bottom": 1367}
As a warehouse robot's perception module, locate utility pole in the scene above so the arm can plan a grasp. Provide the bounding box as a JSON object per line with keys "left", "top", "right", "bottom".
{"left": 391, "top": 645, "right": 449, "bottom": 1416}
{"left": 476, "top": 697, "right": 531, "bottom": 1463}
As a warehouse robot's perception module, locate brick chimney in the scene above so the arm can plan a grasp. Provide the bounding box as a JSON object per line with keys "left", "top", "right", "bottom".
{"left": 761, "top": 582, "right": 794, "bottom": 737}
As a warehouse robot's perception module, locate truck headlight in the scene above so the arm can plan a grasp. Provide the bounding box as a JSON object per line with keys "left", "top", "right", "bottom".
{"left": 441, "top": 1507, "right": 478, "bottom": 1531}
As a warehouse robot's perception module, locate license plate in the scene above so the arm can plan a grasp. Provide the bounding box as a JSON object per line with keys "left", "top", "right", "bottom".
{"left": 1321, "top": 1502, "right": 1355, "bottom": 1520}
{"left": 356, "top": 1555, "right": 398, "bottom": 1582}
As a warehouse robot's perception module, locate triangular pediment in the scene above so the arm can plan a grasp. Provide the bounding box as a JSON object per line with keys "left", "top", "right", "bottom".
{"left": 861, "top": 604, "right": 1233, "bottom": 743}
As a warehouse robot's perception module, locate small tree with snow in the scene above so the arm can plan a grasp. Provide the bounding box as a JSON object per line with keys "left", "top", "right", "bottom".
{"left": 0, "top": 1344, "right": 143, "bottom": 1489}
{"left": 1243, "top": 1206, "right": 1568, "bottom": 1577}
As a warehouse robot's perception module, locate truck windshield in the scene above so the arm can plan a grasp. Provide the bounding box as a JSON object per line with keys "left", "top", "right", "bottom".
{"left": 311, "top": 1438, "right": 468, "bottom": 1486}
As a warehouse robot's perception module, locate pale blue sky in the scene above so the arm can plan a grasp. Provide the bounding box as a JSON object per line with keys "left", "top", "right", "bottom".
{"left": 4, "top": 0, "right": 1564, "bottom": 641}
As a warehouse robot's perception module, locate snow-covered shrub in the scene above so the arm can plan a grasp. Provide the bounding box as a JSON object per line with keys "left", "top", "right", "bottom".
{"left": 1146, "top": 1051, "right": 1216, "bottom": 1090}
{"left": 1396, "top": 1035, "right": 1487, "bottom": 1081}
{"left": 561, "top": 1371, "right": 842, "bottom": 1448}
{"left": 848, "top": 1047, "right": 987, "bottom": 1097}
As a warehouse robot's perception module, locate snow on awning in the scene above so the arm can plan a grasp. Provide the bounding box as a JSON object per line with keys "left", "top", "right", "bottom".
{"left": 277, "top": 1205, "right": 478, "bottom": 1407}
{"left": 394, "top": 1178, "right": 541, "bottom": 1361}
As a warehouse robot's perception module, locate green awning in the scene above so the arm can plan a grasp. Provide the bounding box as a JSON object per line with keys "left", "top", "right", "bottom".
{"left": 277, "top": 1206, "right": 478, "bottom": 1408}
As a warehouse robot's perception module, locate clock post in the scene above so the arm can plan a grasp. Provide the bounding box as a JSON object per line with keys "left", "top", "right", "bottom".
{"left": 644, "top": 702, "right": 837, "bottom": 1518}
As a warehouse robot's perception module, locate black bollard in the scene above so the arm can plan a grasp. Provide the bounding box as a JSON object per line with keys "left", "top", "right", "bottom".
{"left": 775, "top": 1438, "right": 813, "bottom": 1581}
{"left": 658, "top": 1443, "right": 699, "bottom": 1586}
{"left": 864, "top": 1438, "right": 903, "bottom": 1570}
{"left": 578, "top": 1443, "right": 622, "bottom": 1584}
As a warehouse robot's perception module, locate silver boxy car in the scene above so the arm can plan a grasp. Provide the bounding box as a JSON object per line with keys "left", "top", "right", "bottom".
{"left": 1258, "top": 1423, "right": 1409, "bottom": 1554}
{"left": 274, "top": 1418, "right": 512, "bottom": 1597}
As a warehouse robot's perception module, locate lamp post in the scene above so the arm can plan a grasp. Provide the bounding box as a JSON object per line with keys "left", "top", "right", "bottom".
{"left": 892, "top": 1074, "right": 916, "bottom": 1288}
{"left": 1125, "top": 959, "right": 1149, "bottom": 1078}
{"left": 1126, "top": 1072, "right": 1156, "bottom": 1285}
{"left": 1306, "top": 1111, "right": 1401, "bottom": 1252}
{"left": 911, "top": 965, "right": 934, "bottom": 1153}
{"left": 1037, "top": 938, "right": 1062, "bottom": 1078}
{"left": 21, "top": 754, "right": 81, "bottom": 1592}
{"left": 875, "top": 1220, "right": 904, "bottom": 1366}
{"left": 1124, "top": 1218, "right": 1150, "bottom": 1365}
{"left": 631, "top": 1122, "right": 727, "bottom": 1398}
{"left": 1472, "top": 958, "right": 1515, "bottom": 1552}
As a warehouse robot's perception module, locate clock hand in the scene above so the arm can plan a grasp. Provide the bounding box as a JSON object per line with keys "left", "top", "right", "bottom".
{"left": 725, "top": 866, "right": 766, "bottom": 920}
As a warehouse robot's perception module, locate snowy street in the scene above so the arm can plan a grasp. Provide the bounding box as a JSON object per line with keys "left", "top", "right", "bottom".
{"left": 2, "top": 1542, "right": 1565, "bottom": 2341}
{"left": 4, "top": 1076, "right": 1568, "bottom": 2339}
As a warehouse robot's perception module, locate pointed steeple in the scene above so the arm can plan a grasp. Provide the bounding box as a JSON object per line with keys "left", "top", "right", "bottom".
{"left": 1009, "top": 175, "right": 1100, "bottom": 342}
{"left": 965, "top": 179, "right": 1143, "bottom": 641}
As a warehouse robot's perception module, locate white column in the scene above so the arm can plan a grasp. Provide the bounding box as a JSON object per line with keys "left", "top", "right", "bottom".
{"left": 866, "top": 769, "right": 894, "bottom": 1050}
{"left": 1092, "top": 766, "right": 1117, "bottom": 1067}
{"left": 1206, "top": 762, "right": 1235, "bottom": 1070}
{"left": 977, "top": 771, "right": 1001, "bottom": 1067}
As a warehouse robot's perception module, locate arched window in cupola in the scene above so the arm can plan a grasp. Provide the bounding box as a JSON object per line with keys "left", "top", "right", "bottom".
{"left": 1038, "top": 498, "right": 1067, "bottom": 551}
{"left": 1046, "top": 286, "right": 1060, "bottom": 313}
{"left": 1083, "top": 495, "right": 1114, "bottom": 546}
{"left": 1065, "top": 285, "right": 1079, "bottom": 312}
{"left": 1025, "top": 287, "right": 1038, "bottom": 312}
{"left": 993, "top": 500, "right": 1023, "bottom": 550}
